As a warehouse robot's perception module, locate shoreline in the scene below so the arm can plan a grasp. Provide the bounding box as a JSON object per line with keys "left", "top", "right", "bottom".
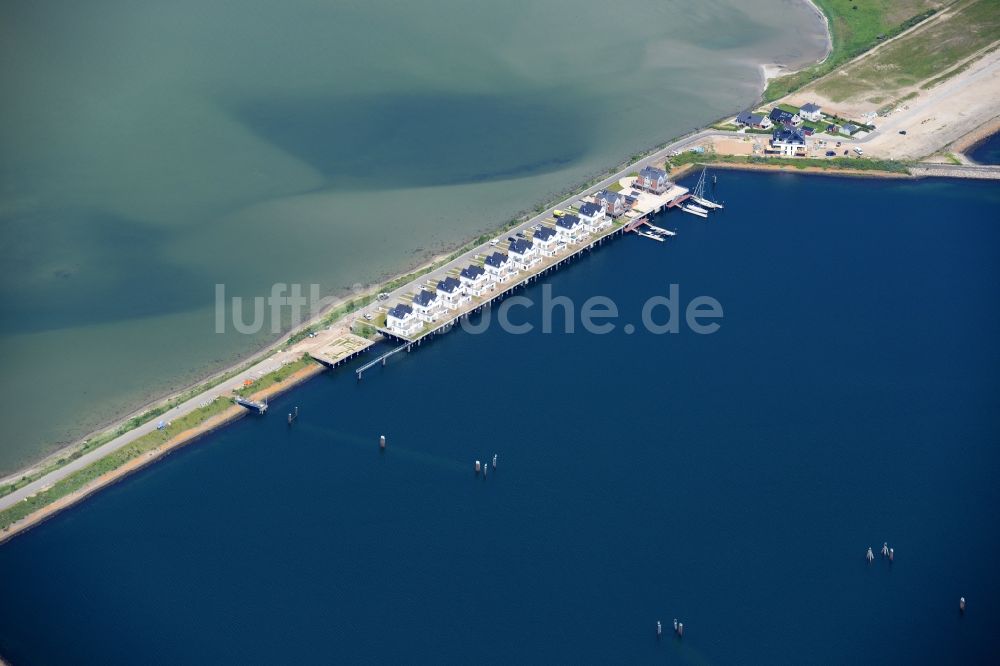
{"left": 0, "top": 159, "right": 919, "bottom": 544}
{"left": 0, "top": 0, "right": 840, "bottom": 487}
{"left": 0, "top": 246, "right": 452, "bottom": 489}
{"left": 668, "top": 161, "right": 912, "bottom": 180}
{"left": 758, "top": 0, "right": 832, "bottom": 91}
{"left": 4, "top": 0, "right": 996, "bottom": 546}
{"left": 949, "top": 115, "right": 1000, "bottom": 157}
{"left": 0, "top": 362, "right": 325, "bottom": 545}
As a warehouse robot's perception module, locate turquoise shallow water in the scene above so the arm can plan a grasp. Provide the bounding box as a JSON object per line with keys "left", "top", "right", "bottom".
{"left": 0, "top": 0, "right": 828, "bottom": 472}
{"left": 0, "top": 172, "right": 997, "bottom": 663}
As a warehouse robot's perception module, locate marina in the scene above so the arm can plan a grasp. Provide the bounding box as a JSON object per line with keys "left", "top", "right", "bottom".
{"left": 1, "top": 171, "right": 997, "bottom": 664}
{"left": 374, "top": 171, "right": 711, "bottom": 347}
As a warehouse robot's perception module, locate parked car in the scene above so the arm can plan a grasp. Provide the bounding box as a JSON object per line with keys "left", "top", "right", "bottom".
{"left": 836, "top": 141, "right": 842, "bottom": 147}
{"left": 825, "top": 150, "right": 837, "bottom": 157}
{"left": 898, "top": 130, "right": 907, "bottom": 135}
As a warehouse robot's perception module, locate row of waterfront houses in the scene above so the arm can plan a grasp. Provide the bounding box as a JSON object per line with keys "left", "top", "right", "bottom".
{"left": 735, "top": 102, "right": 824, "bottom": 131}
{"left": 383, "top": 182, "right": 654, "bottom": 338}
{"left": 736, "top": 102, "right": 868, "bottom": 153}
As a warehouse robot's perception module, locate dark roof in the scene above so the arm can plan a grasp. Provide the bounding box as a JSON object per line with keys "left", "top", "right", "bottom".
{"left": 413, "top": 289, "right": 437, "bottom": 307}
{"left": 556, "top": 214, "right": 581, "bottom": 229}
{"left": 484, "top": 252, "right": 509, "bottom": 268}
{"left": 769, "top": 108, "right": 797, "bottom": 123}
{"left": 772, "top": 127, "right": 806, "bottom": 144}
{"left": 460, "top": 264, "right": 485, "bottom": 280}
{"left": 736, "top": 110, "right": 767, "bottom": 125}
{"left": 578, "top": 202, "right": 603, "bottom": 217}
{"left": 388, "top": 304, "right": 412, "bottom": 319}
{"left": 595, "top": 190, "right": 624, "bottom": 205}
{"left": 800, "top": 102, "right": 821, "bottom": 113}
{"left": 437, "top": 276, "right": 461, "bottom": 294}
{"left": 638, "top": 165, "right": 667, "bottom": 180}
{"left": 534, "top": 226, "right": 556, "bottom": 241}
{"left": 509, "top": 237, "right": 534, "bottom": 255}
{"left": 842, "top": 123, "right": 859, "bottom": 133}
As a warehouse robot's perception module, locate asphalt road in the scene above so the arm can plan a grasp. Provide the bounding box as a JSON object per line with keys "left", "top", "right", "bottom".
{"left": 16, "top": 123, "right": 998, "bottom": 515}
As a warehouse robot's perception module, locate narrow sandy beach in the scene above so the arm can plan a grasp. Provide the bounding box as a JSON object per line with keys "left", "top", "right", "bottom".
{"left": 0, "top": 362, "right": 325, "bottom": 544}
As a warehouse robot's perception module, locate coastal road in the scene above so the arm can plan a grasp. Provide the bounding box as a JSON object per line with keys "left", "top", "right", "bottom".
{"left": 353, "top": 128, "right": 743, "bottom": 316}
{"left": 0, "top": 347, "right": 307, "bottom": 512}
{"left": 0, "top": 126, "right": 741, "bottom": 516}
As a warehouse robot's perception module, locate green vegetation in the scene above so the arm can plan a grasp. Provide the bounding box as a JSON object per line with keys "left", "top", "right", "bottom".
{"left": 354, "top": 322, "right": 379, "bottom": 339}
{"left": 812, "top": 0, "right": 1000, "bottom": 102}
{"left": 920, "top": 41, "right": 1000, "bottom": 90}
{"left": 763, "top": 0, "right": 941, "bottom": 101}
{"left": 667, "top": 150, "right": 910, "bottom": 175}
{"left": 0, "top": 397, "right": 233, "bottom": 532}
{"left": 235, "top": 355, "right": 317, "bottom": 398}
{"left": 607, "top": 182, "right": 624, "bottom": 192}
{"left": 1, "top": 356, "right": 323, "bottom": 533}
{"left": 0, "top": 354, "right": 279, "bottom": 500}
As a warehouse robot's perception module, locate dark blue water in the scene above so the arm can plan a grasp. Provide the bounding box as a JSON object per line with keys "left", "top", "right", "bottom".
{"left": 968, "top": 131, "right": 1000, "bottom": 165}
{"left": 1, "top": 172, "right": 998, "bottom": 664}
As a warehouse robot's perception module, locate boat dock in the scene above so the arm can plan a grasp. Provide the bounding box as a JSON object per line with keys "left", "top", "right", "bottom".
{"left": 376, "top": 221, "right": 634, "bottom": 346}
{"left": 666, "top": 193, "right": 691, "bottom": 208}
{"left": 355, "top": 342, "right": 411, "bottom": 379}
{"left": 234, "top": 397, "right": 268, "bottom": 414}
{"left": 354, "top": 168, "right": 724, "bottom": 379}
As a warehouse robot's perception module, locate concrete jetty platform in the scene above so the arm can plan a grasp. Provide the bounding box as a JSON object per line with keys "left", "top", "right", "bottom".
{"left": 309, "top": 334, "right": 376, "bottom": 369}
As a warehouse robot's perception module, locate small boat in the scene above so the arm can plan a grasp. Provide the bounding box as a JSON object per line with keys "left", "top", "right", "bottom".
{"left": 682, "top": 205, "right": 708, "bottom": 219}
{"left": 691, "top": 195, "right": 724, "bottom": 210}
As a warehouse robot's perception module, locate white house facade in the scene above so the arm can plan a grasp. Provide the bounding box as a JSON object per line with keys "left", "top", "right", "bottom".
{"left": 411, "top": 289, "right": 442, "bottom": 323}
{"left": 508, "top": 237, "right": 540, "bottom": 270}
{"left": 532, "top": 226, "right": 558, "bottom": 257}
{"left": 577, "top": 202, "right": 607, "bottom": 231}
{"left": 770, "top": 127, "right": 807, "bottom": 156}
{"left": 555, "top": 214, "right": 585, "bottom": 244}
{"left": 436, "top": 276, "right": 470, "bottom": 310}
{"left": 386, "top": 303, "right": 422, "bottom": 337}
{"left": 799, "top": 102, "right": 823, "bottom": 122}
{"left": 459, "top": 264, "right": 490, "bottom": 296}
{"left": 484, "top": 251, "right": 514, "bottom": 284}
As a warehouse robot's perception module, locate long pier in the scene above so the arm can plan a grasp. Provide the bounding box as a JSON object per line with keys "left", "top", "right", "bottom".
{"left": 371, "top": 181, "right": 705, "bottom": 357}
{"left": 355, "top": 343, "right": 410, "bottom": 379}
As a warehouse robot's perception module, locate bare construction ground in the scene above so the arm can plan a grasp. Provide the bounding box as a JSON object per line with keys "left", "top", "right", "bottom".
{"left": 784, "top": 0, "right": 1000, "bottom": 159}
